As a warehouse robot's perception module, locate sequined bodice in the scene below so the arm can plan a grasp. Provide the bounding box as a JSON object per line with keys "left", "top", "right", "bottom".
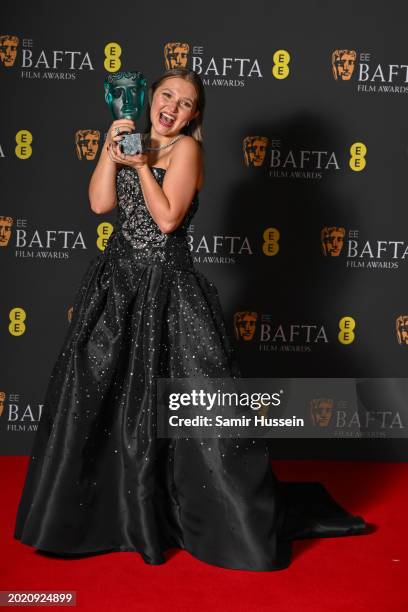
{"left": 108, "top": 166, "right": 199, "bottom": 269}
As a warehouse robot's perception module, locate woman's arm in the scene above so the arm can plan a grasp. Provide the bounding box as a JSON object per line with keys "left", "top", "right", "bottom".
{"left": 136, "top": 136, "right": 202, "bottom": 233}
{"left": 88, "top": 146, "right": 118, "bottom": 214}
{"left": 88, "top": 119, "right": 134, "bottom": 214}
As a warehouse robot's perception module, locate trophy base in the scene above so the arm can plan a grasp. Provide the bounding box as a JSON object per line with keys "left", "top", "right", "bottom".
{"left": 120, "top": 133, "right": 144, "bottom": 155}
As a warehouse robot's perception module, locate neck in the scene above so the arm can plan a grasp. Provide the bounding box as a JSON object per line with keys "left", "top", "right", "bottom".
{"left": 148, "top": 128, "right": 180, "bottom": 148}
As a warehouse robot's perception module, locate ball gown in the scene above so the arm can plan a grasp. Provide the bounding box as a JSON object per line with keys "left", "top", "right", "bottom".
{"left": 14, "top": 164, "right": 368, "bottom": 571}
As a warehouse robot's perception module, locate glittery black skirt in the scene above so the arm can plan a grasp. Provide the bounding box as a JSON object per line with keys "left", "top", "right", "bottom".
{"left": 14, "top": 228, "right": 368, "bottom": 571}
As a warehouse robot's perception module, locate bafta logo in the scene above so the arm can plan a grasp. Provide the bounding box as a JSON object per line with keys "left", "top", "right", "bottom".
{"left": 321, "top": 226, "right": 345, "bottom": 256}
{"left": 234, "top": 311, "right": 258, "bottom": 341}
{"left": 67, "top": 306, "right": 73, "bottom": 323}
{"left": 164, "top": 43, "right": 189, "bottom": 69}
{"left": 332, "top": 49, "right": 356, "bottom": 81}
{"left": 0, "top": 216, "right": 13, "bottom": 247}
{"left": 0, "top": 391, "right": 5, "bottom": 417}
{"left": 0, "top": 35, "right": 19, "bottom": 67}
{"left": 243, "top": 136, "right": 268, "bottom": 167}
{"left": 310, "top": 398, "right": 334, "bottom": 427}
{"left": 104, "top": 71, "right": 147, "bottom": 155}
{"left": 396, "top": 316, "right": 408, "bottom": 345}
{"left": 75, "top": 130, "right": 100, "bottom": 160}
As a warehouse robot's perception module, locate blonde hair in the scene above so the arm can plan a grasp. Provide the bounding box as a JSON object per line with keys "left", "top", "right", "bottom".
{"left": 143, "top": 68, "right": 205, "bottom": 146}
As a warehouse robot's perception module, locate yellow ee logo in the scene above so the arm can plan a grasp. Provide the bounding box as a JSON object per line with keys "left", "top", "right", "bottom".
{"left": 349, "top": 142, "right": 367, "bottom": 171}
{"left": 15, "top": 130, "right": 33, "bottom": 159}
{"left": 262, "top": 227, "right": 280, "bottom": 256}
{"left": 97, "top": 222, "right": 113, "bottom": 251}
{"left": 272, "top": 50, "right": 290, "bottom": 79}
{"left": 9, "top": 307, "right": 26, "bottom": 336}
{"left": 338, "top": 316, "right": 355, "bottom": 344}
{"left": 104, "top": 42, "right": 122, "bottom": 72}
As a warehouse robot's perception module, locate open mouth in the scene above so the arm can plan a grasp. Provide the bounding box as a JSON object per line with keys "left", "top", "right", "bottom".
{"left": 159, "top": 112, "right": 176, "bottom": 127}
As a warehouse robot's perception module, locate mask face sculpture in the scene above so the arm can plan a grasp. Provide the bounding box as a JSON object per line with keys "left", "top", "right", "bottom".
{"left": 104, "top": 71, "right": 147, "bottom": 155}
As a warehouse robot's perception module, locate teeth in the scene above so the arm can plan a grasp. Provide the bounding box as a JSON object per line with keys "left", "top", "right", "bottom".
{"left": 161, "top": 112, "right": 174, "bottom": 122}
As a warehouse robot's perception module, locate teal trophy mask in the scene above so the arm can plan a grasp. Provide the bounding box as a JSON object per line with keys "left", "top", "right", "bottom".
{"left": 104, "top": 70, "right": 147, "bottom": 155}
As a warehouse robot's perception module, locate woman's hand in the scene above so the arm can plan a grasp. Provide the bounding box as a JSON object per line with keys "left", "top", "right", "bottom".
{"left": 105, "top": 119, "right": 149, "bottom": 170}
{"left": 106, "top": 118, "right": 134, "bottom": 147}
{"left": 107, "top": 143, "right": 149, "bottom": 170}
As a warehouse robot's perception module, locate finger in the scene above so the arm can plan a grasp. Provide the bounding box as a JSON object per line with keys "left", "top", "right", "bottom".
{"left": 112, "top": 121, "right": 134, "bottom": 131}
{"left": 111, "top": 124, "right": 131, "bottom": 131}
{"left": 107, "top": 147, "right": 116, "bottom": 163}
{"left": 108, "top": 143, "right": 119, "bottom": 160}
{"left": 112, "top": 124, "right": 132, "bottom": 131}
{"left": 114, "top": 143, "right": 126, "bottom": 161}
{"left": 110, "top": 129, "right": 126, "bottom": 139}
{"left": 110, "top": 143, "right": 123, "bottom": 162}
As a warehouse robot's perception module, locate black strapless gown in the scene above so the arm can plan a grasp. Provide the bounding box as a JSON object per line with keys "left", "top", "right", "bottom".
{"left": 14, "top": 166, "right": 368, "bottom": 571}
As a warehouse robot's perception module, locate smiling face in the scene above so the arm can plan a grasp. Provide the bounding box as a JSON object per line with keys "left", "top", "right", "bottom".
{"left": 150, "top": 77, "right": 199, "bottom": 141}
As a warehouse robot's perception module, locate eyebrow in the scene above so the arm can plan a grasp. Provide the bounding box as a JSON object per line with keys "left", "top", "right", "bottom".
{"left": 161, "top": 87, "right": 195, "bottom": 103}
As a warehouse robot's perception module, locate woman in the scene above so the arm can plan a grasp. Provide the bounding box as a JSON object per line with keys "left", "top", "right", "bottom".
{"left": 14, "top": 68, "right": 367, "bottom": 571}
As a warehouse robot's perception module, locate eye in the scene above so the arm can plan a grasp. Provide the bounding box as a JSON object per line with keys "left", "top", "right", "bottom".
{"left": 112, "top": 87, "right": 123, "bottom": 99}
{"left": 162, "top": 92, "right": 171, "bottom": 97}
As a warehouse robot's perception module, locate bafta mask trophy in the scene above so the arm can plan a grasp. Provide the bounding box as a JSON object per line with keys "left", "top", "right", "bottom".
{"left": 104, "top": 70, "right": 147, "bottom": 155}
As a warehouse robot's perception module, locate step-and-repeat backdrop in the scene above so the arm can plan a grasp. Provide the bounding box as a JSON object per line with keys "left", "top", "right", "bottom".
{"left": 2, "top": 1, "right": 408, "bottom": 459}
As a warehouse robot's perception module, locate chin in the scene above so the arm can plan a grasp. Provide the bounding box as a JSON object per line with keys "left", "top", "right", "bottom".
{"left": 155, "top": 125, "right": 180, "bottom": 137}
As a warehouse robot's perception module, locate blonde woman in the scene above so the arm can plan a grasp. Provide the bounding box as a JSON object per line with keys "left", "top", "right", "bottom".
{"left": 14, "top": 68, "right": 367, "bottom": 571}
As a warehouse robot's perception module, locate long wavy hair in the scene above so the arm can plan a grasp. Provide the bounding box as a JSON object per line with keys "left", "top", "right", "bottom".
{"left": 143, "top": 68, "right": 205, "bottom": 146}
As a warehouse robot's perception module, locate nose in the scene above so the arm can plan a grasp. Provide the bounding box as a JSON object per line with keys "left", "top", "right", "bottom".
{"left": 123, "top": 87, "right": 135, "bottom": 108}
{"left": 167, "top": 99, "right": 178, "bottom": 112}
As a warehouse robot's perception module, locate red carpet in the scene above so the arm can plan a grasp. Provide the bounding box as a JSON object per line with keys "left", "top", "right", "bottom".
{"left": 1, "top": 457, "right": 406, "bottom": 611}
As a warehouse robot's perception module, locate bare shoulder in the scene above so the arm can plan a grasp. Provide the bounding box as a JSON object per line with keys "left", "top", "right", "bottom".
{"left": 169, "top": 135, "right": 204, "bottom": 191}
{"left": 171, "top": 134, "right": 202, "bottom": 160}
